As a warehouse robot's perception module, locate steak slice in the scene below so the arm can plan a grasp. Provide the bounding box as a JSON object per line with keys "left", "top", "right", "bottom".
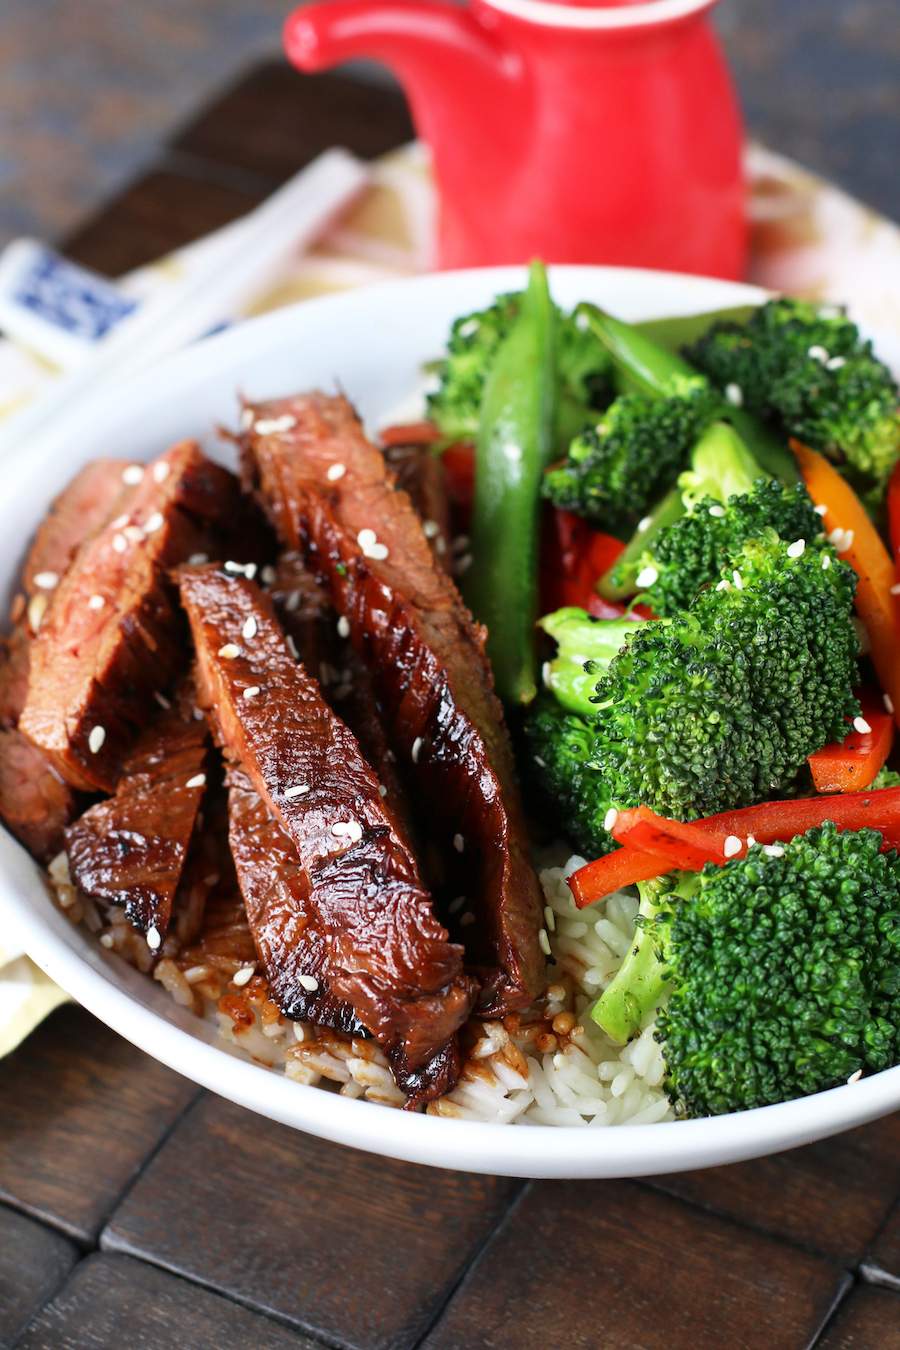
{"left": 178, "top": 564, "right": 476, "bottom": 1102}
{"left": 382, "top": 442, "right": 451, "bottom": 563}
{"left": 21, "top": 442, "right": 240, "bottom": 792}
{"left": 64, "top": 689, "right": 208, "bottom": 940}
{"left": 0, "top": 459, "right": 142, "bottom": 858}
{"left": 240, "top": 393, "right": 545, "bottom": 1014}
{"left": 0, "top": 730, "right": 74, "bottom": 860}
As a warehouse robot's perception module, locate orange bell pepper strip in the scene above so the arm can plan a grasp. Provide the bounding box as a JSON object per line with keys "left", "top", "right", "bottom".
{"left": 888, "top": 459, "right": 900, "bottom": 566}
{"left": 808, "top": 692, "right": 894, "bottom": 793}
{"left": 792, "top": 440, "right": 900, "bottom": 727}
{"left": 570, "top": 786, "right": 900, "bottom": 907}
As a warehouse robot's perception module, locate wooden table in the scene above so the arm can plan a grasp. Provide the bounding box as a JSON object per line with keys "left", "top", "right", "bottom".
{"left": 3, "top": 64, "right": 900, "bottom": 1350}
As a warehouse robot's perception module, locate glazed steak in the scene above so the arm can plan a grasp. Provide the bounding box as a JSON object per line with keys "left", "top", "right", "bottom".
{"left": 65, "top": 692, "right": 208, "bottom": 940}
{"left": 240, "top": 393, "right": 545, "bottom": 1014}
{"left": 20, "top": 442, "right": 239, "bottom": 793}
{"left": 178, "top": 564, "right": 476, "bottom": 1097}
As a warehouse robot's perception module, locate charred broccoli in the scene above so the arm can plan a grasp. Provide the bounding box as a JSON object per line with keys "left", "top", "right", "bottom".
{"left": 686, "top": 298, "right": 900, "bottom": 497}
{"left": 592, "top": 824, "right": 900, "bottom": 1116}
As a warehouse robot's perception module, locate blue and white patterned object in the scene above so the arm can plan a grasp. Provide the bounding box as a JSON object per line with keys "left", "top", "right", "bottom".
{"left": 0, "top": 239, "right": 136, "bottom": 369}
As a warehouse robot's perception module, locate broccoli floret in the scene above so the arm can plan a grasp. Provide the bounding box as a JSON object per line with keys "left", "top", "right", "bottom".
{"left": 524, "top": 697, "right": 616, "bottom": 857}
{"left": 537, "top": 606, "right": 641, "bottom": 717}
{"left": 686, "top": 298, "right": 900, "bottom": 496}
{"left": 628, "top": 421, "right": 823, "bottom": 615}
{"left": 427, "top": 292, "right": 612, "bottom": 446}
{"left": 542, "top": 375, "right": 720, "bottom": 534}
{"left": 589, "top": 533, "right": 860, "bottom": 817}
{"left": 872, "top": 767, "right": 900, "bottom": 790}
{"left": 592, "top": 824, "right": 900, "bottom": 1116}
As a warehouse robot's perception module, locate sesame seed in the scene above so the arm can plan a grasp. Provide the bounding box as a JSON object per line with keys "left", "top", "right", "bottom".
{"left": 232, "top": 965, "right": 255, "bottom": 987}
{"left": 153, "top": 691, "right": 171, "bottom": 709}
{"left": 99, "top": 933, "right": 114, "bottom": 949}
{"left": 284, "top": 784, "right": 309, "bottom": 800}
{"left": 538, "top": 928, "right": 552, "bottom": 957}
{"left": 822, "top": 555, "right": 832, "bottom": 570}
{"left": 218, "top": 643, "right": 240, "bottom": 659}
{"left": 715, "top": 579, "right": 731, "bottom": 591}
{"left": 411, "top": 736, "right": 423, "bottom": 764}
{"left": 814, "top": 503, "right": 828, "bottom": 516}
{"left": 787, "top": 538, "right": 806, "bottom": 558}
{"left": 379, "top": 784, "right": 387, "bottom": 798}
{"left": 152, "top": 461, "right": 170, "bottom": 483}
{"left": 534, "top": 755, "right": 546, "bottom": 768}
{"left": 242, "top": 616, "right": 258, "bottom": 641}
{"left": 298, "top": 973, "right": 319, "bottom": 992}
{"left": 827, "top": 355, "right": 846, "bottom": 371}
{"left": 244, "top": 563, "right": 258, "bottom": 580}
{"left": 637, "top": 516, "right": 652, "bottom": 533}
{"left": 454, "top": 553, "right": 472, "bottom": 574}
{"left": 193, "top": 707, "right": 205, "bottom": 721}
{"left": 241, "top": 407, "right": 255, "bottom": 430}
{"left": 829, "top": 526, "right": 853, "bottom": 553}
{"left": 449, "top": 895, "right": 467, "bottom": 914}
{"left": 732, "top": 570, "right": 744, "bottom": 590}
{"left": 122, "top": 464, "right": 144, "bottom": 485}
{"left": 186, "top": 773, "right": 206, "bottom": 789}
{"left": 292, "top": 1022, "right": 308, "bottom": 1042}
{"left": 242, "top": 685, "right": 261, "bottom": 700}
{"left": 725, "top": 382, "right": 743, "bottom": 407}
{"left": 542, "top": 661, "right": 552, "bottom": 688}
{"left": 261, "top": 565, "right": 276, "bottom": 586}
{"left": 286, "top": 634, "right": 299, "bottom": 659}
{"left": 27, "top": 594, "right": 47, "bottom": 632}
{"left": 746, "top": 835, "right": 757, "bottom": 848}
{"left": 808, "top": 345, "right": 829, "bottom": 363}
{"left": 635, "top": 565, "right": 658, "bottom": 589}
{"left": 124, "top": 525, "right": 144, "bottom": 544}
{"left": 357, "top": 528, "right": 377, "bottom": 552}
{"left": 453, "top": 832, "right": 465, "bottom": 853}
{"left": 146, "top": 925, "right": 162, "bottom": 951}
{"left": 460, "top": 912, "right": 476, "bottom": 927}
{"left": 890, "top": 583, "right": 900, "bottom": 595}
{"left": 723, "top": 835, "right": 742, "bottom": 858}
{"left": 112, "top": 533, "right": 127, "bottom": 554}
{"left": 33, "top": 571, "right": 59, "bottom": 590}
{"left": 763, "top": 844, "right": 785, "bottom": 858}
{"left": 423, "top": 519, "right": 440, "bottom": 539}
{"left": 327, "top": 462, "right": 346, "bottom": 482}
{"left": 88, "top": 726, "right": 106, "bottom": 754}
{"left": 224, "top": 560, "right": 245, "bottom": 574}
{"left": 336, "top": 615, "right": 350, "bottom": 639}
{"left": 604, "top": 807, "right": 619, "bottom": 832}
{"left": 708, "top": 504, "right": 726, "bottom": 518}
{"left": 285, "top": 590, "right": 300, "bottom": 611}
{"left": 544, "top": 905, "right": 556, "bottom": 932}
{"left": 885, "top": 694, "right": 894, "bottom": 714}
{"left": 88, "top": 594, "right": 105, "bottom": 610}
{"left": 332, "top": 820, "right": 363, "bottom": 844}
{"left": 254, "top": 414, "right": 297, "bottom": 435}
{"left": 452, "top": 535, "right": 471, "bottom": 554}
{"left": 847, "top": 1068, "right": 863, "bottom": 1084}
{"left": 853, "top": 716, "right": 872, "bottom": 735}
{"left": 143, "top": 511, "right": 164, "bottom": 534}
{"left": 188, "top": 553, "right": 208, "bottom": 566}
{"left": 111, "top": 514, "right": 130, "bottom": 530}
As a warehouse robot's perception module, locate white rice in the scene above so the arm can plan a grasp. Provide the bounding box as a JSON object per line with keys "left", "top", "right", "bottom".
{"left": 50, "top": 844, "right": 673, "bottom": 1126}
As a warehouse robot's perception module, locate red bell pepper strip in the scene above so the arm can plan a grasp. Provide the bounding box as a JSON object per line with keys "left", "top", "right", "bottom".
{"left": 380, "top": 421, "right": 442, "bottom": 446}
{"left": 440, "top": 442, "right": 475, "bottom": 520}
{"left": 570, "top": 786, "right": 900, "bottom": 907}
{"left": 793, "top": 440, "right": 900, "bottom": 728}
{"left": 888, "top": 459, "right": 900, "bottom": 567}
{"left": 808, "top": 692, "right": 894, "bottom": 793}
{"left": 568, "top": 846, "right": 672, "bottom": 908}
{"left": 541, "top": 509, "right": 627, "bottom": 613}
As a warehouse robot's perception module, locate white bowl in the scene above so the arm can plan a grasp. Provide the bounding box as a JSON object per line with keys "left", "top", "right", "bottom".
{"left": 3, "top": 265, "right": 898, "bottom": 1178}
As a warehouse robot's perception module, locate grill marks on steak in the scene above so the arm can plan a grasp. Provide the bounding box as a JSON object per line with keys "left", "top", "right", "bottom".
{"left": 240, "top": 393, "right": 545, "bottom": 1014}
{"left": 65, "top": 689, "right": 209, "bottom": 938}
{"left": 178, "top": 565, "right": 476, "bottom": 1100}
{"left": 0, "top": 459, "right": 141, "bottom": 859}
{"left": 20, "top": 442, "right": 240, "bottom": 793}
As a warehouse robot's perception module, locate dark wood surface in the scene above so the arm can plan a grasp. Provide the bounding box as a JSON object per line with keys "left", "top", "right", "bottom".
{"left": 4, "top": 61, "right": 900, "bottom": 1349}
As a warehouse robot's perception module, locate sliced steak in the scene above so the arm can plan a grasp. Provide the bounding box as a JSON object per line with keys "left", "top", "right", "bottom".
{"left": 20, "top": 442, "right": 240, "bottom": 793}
{"left": 64, "top": 689, "right": 208, "bottom": 939}
{"left": 178, "top": 564, "right": 476, "bottom": 1102}
{"left": 0, "top": 730, "right": 74, "bottom": 860}
{"left": 240, "top": 393, "right": 545, "bottom": 1014}
{"left": 382, "top": 442, "right": 451, "bottom": 563}
{"left": 0, "top": 459, "right": 141, "bottom": 857}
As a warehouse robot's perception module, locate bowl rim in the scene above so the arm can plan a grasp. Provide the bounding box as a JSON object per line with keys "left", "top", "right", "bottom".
{"left": 4, "top": 261, "right": 899, "bottom": 1178}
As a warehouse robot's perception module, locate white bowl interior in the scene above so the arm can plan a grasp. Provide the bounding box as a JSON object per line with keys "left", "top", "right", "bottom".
{"left": 3, "top": 263, "right": 899, "bottom": 1178}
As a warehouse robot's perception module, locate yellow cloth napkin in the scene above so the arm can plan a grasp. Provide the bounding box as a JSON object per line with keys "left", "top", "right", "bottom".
{"left": 2, "top": 140, "right": 900, "bottom": 1056}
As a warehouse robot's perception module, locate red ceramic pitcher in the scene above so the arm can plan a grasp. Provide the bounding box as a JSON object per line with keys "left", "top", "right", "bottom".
{"left": 284, "top": 0, "right": 746, "bottom": 278}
